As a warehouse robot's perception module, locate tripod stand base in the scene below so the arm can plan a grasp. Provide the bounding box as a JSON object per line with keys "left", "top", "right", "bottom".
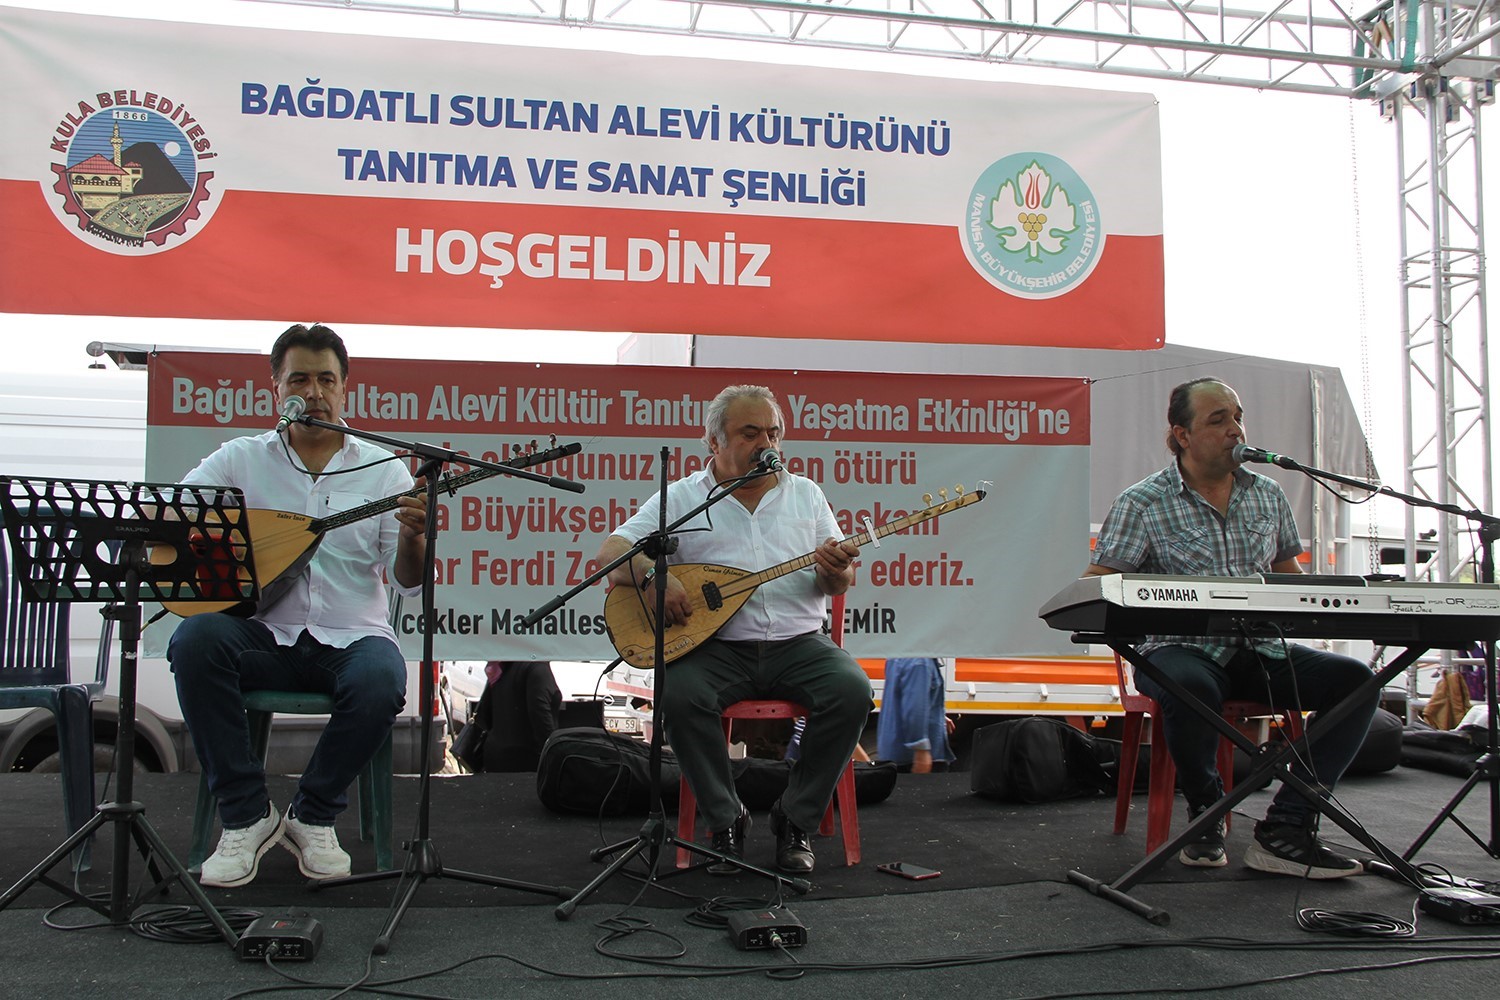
{"left": 1404, "top": 751, "right": 1500, "bottom": 861}
{"left": 555, "top": 814, "right": 812, "bottom": 921}
{"left": 316, "top": 836, "right": 573, "bottom": 954}
{"left": 1066, "top": 868, "right": 1171, "bottom": 925}
{"left": 0, "top": 799, "right": 238, "bottom": 947}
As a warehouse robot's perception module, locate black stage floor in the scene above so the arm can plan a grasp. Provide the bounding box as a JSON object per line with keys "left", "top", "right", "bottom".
{"left": 3, "top": 765, "right": 1500, "bottom": 998}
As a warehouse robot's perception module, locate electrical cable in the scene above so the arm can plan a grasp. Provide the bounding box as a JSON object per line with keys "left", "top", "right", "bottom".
{"left": 685, "top": 894, "right": 787, "bottom": 930}
{"left": 42, "top": 894, "right": 262, "bottom": 943}
{"left": 766, "top": 933, "right": 805, "bottom": 978}
{"left": 1295, "top": 903, "right": 1417, "bottom": 938}
{"left": 1237, "top": 626, "right": 1423, "bottom": 935}
{"left": 275, "top": 431, "right": 408, "bottom": 480}
{"left": 191, "top": 924, "right": 1500, "bottom": 999}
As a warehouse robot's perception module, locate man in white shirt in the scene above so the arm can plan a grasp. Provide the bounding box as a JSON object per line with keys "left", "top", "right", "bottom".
{"left": 168, "top": 324, "right": 428, "bottom": 888}
{"left": 597, "top": 384, "right": 871, "bottom": 875}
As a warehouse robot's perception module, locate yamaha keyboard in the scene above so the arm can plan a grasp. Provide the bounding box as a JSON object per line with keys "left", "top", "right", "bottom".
{"left": 1039, "top": 573, "right": 1500, "bottom": 648}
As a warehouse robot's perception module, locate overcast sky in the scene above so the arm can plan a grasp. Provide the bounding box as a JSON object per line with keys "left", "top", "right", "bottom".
{"left": 6, "top": 0, "right": 1486, "bottom": 535}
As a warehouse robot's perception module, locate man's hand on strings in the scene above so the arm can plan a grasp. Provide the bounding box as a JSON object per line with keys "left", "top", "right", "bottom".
{"left": 395, "top": 477, "right": 429, "bottom": 543}
{"left": 393, "top": 477, "right": 430, "bottom": 589}
{"left": 813, "top": 536, "right": 859, "bottom": 595}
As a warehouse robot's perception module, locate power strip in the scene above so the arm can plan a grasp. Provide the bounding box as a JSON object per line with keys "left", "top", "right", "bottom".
{"left": 726, "top": 909, "right": 807, "bottom": 950}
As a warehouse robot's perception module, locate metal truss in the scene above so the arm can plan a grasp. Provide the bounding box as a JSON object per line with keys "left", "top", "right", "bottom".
{"left": 247, "top": 0, "right": 1500, "bottom": 97}
{"left": 251, "top": 0, "right": 1498, "bottom": 585}
{"left": 1391, "top": 68, "right": 1494, "bottom": 586}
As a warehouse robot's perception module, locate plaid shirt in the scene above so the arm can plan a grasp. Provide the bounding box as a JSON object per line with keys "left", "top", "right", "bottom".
{"left": 1091, "top": 461, "right": 1303, "bottom": 663}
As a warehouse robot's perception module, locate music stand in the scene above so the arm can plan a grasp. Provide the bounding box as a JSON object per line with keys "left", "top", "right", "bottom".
{"left": 293, "top": 421, "right": 579, "bottom": 954}
{"left": 0, "top": 476, "right": 257, "bottom": 946}
{"left": 529, "top": 446, "right": 812, "bottom": 921}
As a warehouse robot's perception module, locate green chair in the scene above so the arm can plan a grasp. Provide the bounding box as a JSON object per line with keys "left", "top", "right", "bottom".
{"left": 187, "top": 690, "right": 394, "bottom": 873}
{"left": 0, "top": 517, "right": 113, "bottom": 873}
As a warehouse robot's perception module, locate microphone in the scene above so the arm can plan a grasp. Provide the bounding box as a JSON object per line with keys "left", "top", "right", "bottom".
{"left": 755, "top": 447, "right": 785, "bottom": 473}
{"left": 1232, "top": 443, "right": 1299, "bottom": 469}
{"left": 274, "top": 395, "right": 307, "bottom": 433}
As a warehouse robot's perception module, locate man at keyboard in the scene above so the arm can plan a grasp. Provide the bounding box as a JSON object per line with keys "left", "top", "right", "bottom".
{"left": 1085, "top": 377, "right": 1377, "bottom": 879}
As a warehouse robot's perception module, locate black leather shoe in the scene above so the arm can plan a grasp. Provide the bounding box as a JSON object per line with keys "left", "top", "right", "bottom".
{"left": 706, "top": 804, "right": 750, "bottom": 876}
{"left": 769, "top": 799, "right": 815, "bottom": 874}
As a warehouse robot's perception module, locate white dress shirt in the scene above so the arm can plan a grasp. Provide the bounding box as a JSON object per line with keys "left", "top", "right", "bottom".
{"left": 612, "top": 466, "right": 840, "bottom": 642}
{"left": 181, "top": 427, "right": 421, "bottom": 648}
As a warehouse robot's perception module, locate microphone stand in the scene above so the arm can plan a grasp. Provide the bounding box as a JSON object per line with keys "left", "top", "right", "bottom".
{"left": 1248, "top": 452, "right": 1500, "bottom": 866}
{"left": 529, "top": 447, "right": 811, "bottom": 921}
{"left": 1406, "top": 518, "right": 1500, "bottom": 863}
{"left": 294, "top": 415, "right": 583, "bottom": 954}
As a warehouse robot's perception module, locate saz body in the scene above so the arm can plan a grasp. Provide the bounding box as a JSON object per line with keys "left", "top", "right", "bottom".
{"left": 605, "top": 489, "right": 986, "bottom": 668}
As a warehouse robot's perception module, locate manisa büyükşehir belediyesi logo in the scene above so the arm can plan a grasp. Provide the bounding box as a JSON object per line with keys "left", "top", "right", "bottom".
{"left": 46, "top": 89, "right": 217, "bottom": 254}
{"left": 962, "top": 152, "right": 1104, "bottom": 300}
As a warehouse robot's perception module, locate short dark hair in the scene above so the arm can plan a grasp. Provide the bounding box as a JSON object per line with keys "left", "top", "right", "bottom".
{"left": 1166, "top": 377, "right": 1229, "bottom": 455}
{"left": 270, "top": 323, "right": 349, "bottom": 379}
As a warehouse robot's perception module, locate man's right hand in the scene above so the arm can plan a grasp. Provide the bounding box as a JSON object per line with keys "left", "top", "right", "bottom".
{"left": 648, "top": 570, "right": 693, "bottom": 628}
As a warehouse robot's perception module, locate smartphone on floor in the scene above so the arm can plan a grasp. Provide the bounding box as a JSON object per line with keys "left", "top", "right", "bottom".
{"left": 876, "top": 861, "right": 941, "bottom": 881}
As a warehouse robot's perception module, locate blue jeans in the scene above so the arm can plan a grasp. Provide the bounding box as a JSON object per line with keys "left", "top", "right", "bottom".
{"left": 1134, "top": 644, "right": 1379, "bottom": 827}
{"left": 875, "top": 657, "right": 953, "bottom": 768}
{"left": 168, "top": 615, "right": 406, "bottom": 828}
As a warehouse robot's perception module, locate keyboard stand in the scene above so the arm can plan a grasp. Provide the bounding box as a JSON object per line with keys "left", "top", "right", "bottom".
{"left": 1064, "top": 635, "right": 1430, "bottom": 925}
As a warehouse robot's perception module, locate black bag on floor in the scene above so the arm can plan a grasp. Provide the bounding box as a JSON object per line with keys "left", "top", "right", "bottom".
{"left": 970, "top": 717, "right": 1113, "bottom": 804}
{"left": 732, "top": 757, "right": 900, "bottom": 810}
{"left": 1401, "top": 721, "right": 1485, "bottom": 777}
{"left": 535, "top": 727, "right": 680, "bottom": 816}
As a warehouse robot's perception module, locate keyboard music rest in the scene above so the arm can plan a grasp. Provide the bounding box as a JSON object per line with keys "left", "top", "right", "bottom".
{"left": 1038, "top": 573, "right": 1500, "bottom": 649}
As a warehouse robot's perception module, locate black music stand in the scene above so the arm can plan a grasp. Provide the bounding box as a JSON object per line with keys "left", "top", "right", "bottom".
{"left": 292, "top": 421, "right": 579, "bottom": 954}
{"left": 528, "top": 446, "right": 811, "bottom": 921}
{"left": 0, "top": 476, "right": 258, "bottom": 946}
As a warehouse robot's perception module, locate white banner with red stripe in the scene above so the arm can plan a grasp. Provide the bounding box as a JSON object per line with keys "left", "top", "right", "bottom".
{"left": 1, "top": 7, "right": 1163, "bottom": 349}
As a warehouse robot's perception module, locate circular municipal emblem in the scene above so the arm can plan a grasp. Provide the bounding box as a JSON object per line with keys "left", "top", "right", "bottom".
{"left": 962, "top": 152, "right": 1103, "bottom": 299}
{"left": 46, "top": 93, "right": 218, "bottom": 254}
{"left": 1137, "top": 588, "right": 1150, "bottom": 601}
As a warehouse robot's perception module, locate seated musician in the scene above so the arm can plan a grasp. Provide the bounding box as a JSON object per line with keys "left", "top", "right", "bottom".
{"left": 168, "top": 324, "right": 428, "bottom": 887}
{"left": 1085, "top": 377, "right": 1377, "bottom": 878}
{"left": 596, "top": 384, "right": 872, "bottom": 874}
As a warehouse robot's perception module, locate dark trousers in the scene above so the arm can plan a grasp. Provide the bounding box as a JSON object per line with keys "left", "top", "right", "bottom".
{"left": 660, "top": 632, "right": 872, "bottom": 833}
{"left": 1134, "top": 644, "right": 1379, "bottom": 826}
{"left": 168, "top": 614, "right": 406, "bottom": 827}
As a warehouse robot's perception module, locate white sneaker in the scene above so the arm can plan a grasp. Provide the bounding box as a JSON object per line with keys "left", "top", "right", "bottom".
{"left": 280, "top": 809, "right": 351, "bottom": 880}
{"left": 200, "top": 804, "right": 285, "bottom": 888}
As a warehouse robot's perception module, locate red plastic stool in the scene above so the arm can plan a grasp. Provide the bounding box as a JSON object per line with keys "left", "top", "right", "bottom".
{"left": 675, "top": 699, "right": 861, "bottom": 868}
{"left": 1113, "top": 653, "right": 1305, "bottom": 852}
